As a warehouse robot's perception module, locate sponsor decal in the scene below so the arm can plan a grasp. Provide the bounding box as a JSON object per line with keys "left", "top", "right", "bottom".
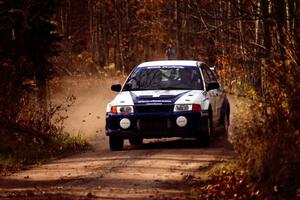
{"left": 130, "top": 91, "right": 190, "bottom": 105}
{"left": 138, "top": 100, "right": 172, "bottom": 104}
{"left": 145, "top": 66, "right": 185, "bottom": 69}
{"left": 140, "top": 65, "right": 197, "bottom": 70}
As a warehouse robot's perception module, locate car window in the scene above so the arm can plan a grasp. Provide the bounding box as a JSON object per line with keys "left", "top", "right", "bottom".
{"left": 211, "top": 69, "right": 219, "bottom": 79}
{"left": 202, "top": 65, "right": 217, "bottom": 80}
{"left": 123, "top": 66, "right": 204, "bottom": 91}
{"left": 202, "top": 66, "right": 210, "bottom": 88}
{"left": 207, "top": 68, "right": 217, "bottom": 81}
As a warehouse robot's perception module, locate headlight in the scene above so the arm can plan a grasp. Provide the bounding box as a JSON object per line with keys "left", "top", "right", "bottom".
{"left": 110, "top": 106, "right": 134, "bottom": 114}
{"left": 174, "top": 104, "right": 192, "bottom": 112}
{"left": 119, "top": 106, "right": 133, "bottom": 113}
{"left": 174, "top": 104, "right": 201, "bottom": 112}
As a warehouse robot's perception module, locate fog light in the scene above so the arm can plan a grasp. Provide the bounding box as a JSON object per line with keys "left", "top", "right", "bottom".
{"left": 176, "top": 116, "right": 187, "bottom": 127}
{"left": 120, "top": 118, "right": 131, "bottom": 129}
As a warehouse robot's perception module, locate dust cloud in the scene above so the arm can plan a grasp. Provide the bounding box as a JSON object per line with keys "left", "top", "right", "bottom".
{"left": 49, "top": 76, "right": 124, "bottom": 147}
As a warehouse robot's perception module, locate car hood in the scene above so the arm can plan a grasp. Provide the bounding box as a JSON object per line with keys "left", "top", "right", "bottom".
{"left": 130, "top": 90, "right": 190, "bottom": 105}
{"left": 107, "top": 90, "right": 210, "bottom": 111}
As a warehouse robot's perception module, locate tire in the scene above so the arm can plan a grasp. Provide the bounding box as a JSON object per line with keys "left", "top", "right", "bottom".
{"left": 109, "top": 136, "right": 124, "bottom": 151}
{"left": 222, "top": 113, "right": 229, "bottom": 136}
{"left": 197, "top": 116, "right": 212, "bottom": 147}
{"left": 129, "top": 137, "right": 143, "bottom": 146}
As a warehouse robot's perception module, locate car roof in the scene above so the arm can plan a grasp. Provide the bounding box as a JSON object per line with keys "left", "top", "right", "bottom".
{"left": 137, "top": 60, "right": 204, "bottom": 68}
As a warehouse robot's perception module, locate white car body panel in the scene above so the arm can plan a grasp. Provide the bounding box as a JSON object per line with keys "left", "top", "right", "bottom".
{"left": 106, "top": 92, "right": 134, "bottom": 112}
{"left": 173, "top": 90, "right": 210, "bottom": 110}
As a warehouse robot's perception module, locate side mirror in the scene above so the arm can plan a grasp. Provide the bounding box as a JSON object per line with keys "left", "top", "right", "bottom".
{"left": 207, "top": 82, "right": 220, "bottom": 91}
{"left": 111, "top": 84, "right": 122, "bottom": 92}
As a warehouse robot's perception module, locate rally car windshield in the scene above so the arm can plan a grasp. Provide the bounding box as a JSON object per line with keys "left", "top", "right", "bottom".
{"left": 122, "top": 66, "right": 204, "bottom": 91}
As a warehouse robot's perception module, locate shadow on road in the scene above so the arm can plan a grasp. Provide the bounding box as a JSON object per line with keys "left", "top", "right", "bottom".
{"left": 126, "top": 134, "right": 234, "bottom": 151}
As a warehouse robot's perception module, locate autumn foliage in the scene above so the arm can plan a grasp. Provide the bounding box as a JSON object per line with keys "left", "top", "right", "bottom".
{"left": 0, "top": 0, "right": 300, "bottom": 198}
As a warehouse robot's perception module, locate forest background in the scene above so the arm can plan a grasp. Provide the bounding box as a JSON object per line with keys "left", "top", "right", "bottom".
{"left": 0, "top": 0, "right": 299, "bottom": 198}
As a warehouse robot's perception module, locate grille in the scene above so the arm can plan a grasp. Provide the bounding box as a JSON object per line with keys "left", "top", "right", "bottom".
{"left": 137, "top": 118, "right": 170, "bottom": 131}
{"left": 135, "top": 105, "right": 173, "bottom": 113}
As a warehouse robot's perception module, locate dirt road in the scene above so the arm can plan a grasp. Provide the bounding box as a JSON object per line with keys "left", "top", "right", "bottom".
{"left": 0, "top": 78, "right": 236, "bottom": 200}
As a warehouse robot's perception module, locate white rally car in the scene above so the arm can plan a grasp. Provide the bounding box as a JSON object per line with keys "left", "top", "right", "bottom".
{"left": 106, "top": 60, "right": 230, "bottom": 151}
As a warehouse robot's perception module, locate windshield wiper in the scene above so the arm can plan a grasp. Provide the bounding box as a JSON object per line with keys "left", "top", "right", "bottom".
{"left": 158, "top": 86, "right": 190, "bottom": 90}
{"left": 123, "top": 87, "right": 148, "bottom": 91}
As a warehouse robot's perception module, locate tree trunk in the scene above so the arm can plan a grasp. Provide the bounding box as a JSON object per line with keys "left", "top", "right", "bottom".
{"left": 286, "top": 0, "right": 295, "bottom": 34}
{"left": 175, "top": 0, "right": 181, "bottom": 59}
{"left": 238, "top": 0, "right": 245, "bottom": 64}
{"left": 260, "top": 0, "right": 271, "bottom": 93}
{"left": 35, "top": 60, "right": 48, "bottom": 114}
{"left": 36, "top": 78, "right": 48, "bottom": 113}
{"left": 274, "top": 0, "right": 287, "bottom": 63}
{"left": 88, "top": 0, "right": 95, "bottom": 59}
{"left": 294, "top": 0, "right": 300, "bottom": 64}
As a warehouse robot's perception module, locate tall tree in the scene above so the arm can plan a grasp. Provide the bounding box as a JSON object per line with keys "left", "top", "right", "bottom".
{"left": 0, "top": 0, "right": 61, "bottom": 122}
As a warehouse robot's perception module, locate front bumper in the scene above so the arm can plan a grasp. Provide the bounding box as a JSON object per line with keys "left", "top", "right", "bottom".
{"left": 105, "top": 111, "right": 209, "bottom": 139}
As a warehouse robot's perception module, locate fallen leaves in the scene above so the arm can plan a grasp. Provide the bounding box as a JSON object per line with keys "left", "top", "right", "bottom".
{"left": 192, "top": 165, "right": 258, "bottom": 200}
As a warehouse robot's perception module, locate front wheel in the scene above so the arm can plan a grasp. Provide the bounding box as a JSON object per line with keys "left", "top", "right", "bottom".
{"left": 109, "top": 136, "right": 124, "bottom": 151}
{"left": 197, "top": 116, "right": 212, "bottom": 147}
{"left": 222, "top": 113, "right": 229, "bottom": 136}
